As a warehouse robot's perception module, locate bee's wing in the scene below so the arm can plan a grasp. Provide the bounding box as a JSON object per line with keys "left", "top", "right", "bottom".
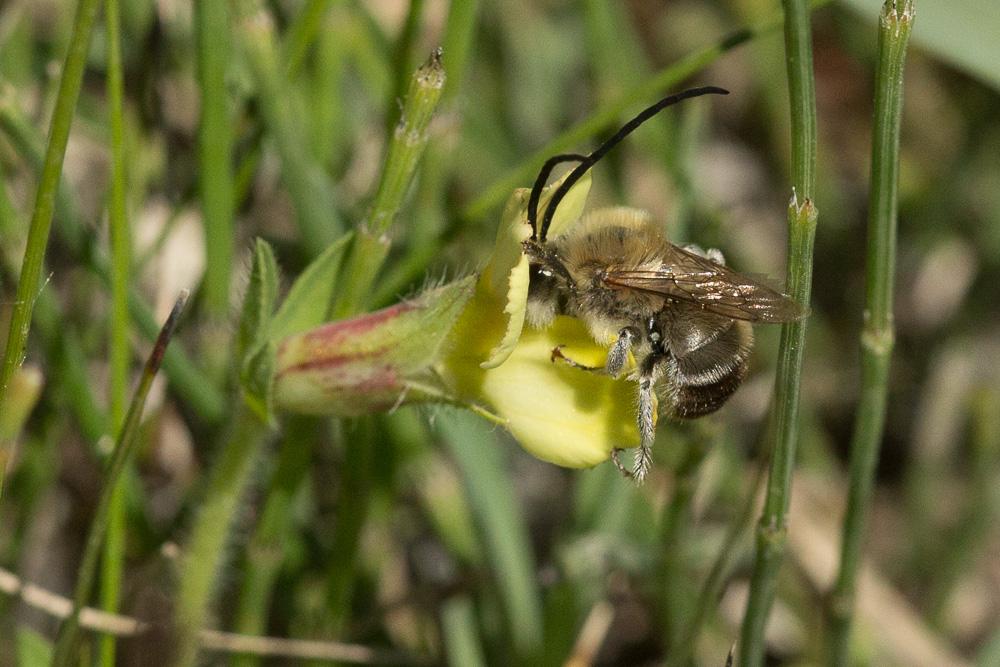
{"left": 603, "top": 244, "right": 807, "bottom": 323}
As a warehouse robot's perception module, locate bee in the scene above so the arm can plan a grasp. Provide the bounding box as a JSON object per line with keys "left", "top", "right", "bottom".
{"left": 522, "top": 86, "right": 806, "bottom": 483}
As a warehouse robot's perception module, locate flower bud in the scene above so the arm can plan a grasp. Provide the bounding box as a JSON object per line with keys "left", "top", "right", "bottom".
{"left": 274, "top": 278, "right": 475, "bottom": 415}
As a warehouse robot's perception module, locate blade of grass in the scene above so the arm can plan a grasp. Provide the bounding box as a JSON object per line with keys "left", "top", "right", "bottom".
{"left": 461, "top": 0, "right": 833, "bottom": 223}
{"left": 0, "top": 0, "right": 103, "bottom": 496}
{"left": 308, "top": 9, "right": 348, "bottom": 169}
{"left": 440, "top": 0, "right": 479, "bottom": 100}
{"left": 657, "top": 426, "right": 712, "bottom": 652}
{"left": 442, "top": 595, "right": 487, "bottom": 667}
{"left": 195, "top": 0, "right": 235, "bottom": 317}
{"left": 234, "top": 7, "right": 342, "bottom": 256}
{"left": 0, "top": 97, "right": 227, "bottom": 424}
{"left": 283, "top": 0, "right": 339, "bottom": 77}
{"left": 666, "top": 444, "right": 769, "bottom": 667}
{"left": 927, "top": 386, "right": 1000, "bottom": 623}
{"left": 437, "top": 411, "right": 543, "bottom": 658}
{"left": 51, "top": 290, "right": 190, "bottom": 665}
{"left": 0, "top": 178, "right": 105, "bottom": 447}
{"left": 828, "top": 4, "right": 913, "bottom": 663}
{"left": 330, "top": 47, "right": 445, "bottom": 317}
{"left": 99, "top": 0, "right": 132, "bottom": 662}
{"left": 739, "top": 0, "right": 820, "bottom": 662}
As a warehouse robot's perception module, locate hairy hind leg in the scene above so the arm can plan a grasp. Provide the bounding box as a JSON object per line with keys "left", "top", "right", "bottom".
{"left": 612, "top": 356, "right": 660, "bottom": 484}
{"left": 632, "top": 373, "right": 658, "bottom": 483}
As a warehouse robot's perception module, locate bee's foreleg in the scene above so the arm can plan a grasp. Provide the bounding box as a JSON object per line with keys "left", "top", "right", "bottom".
{"left": 606, "top": 326, "right": 640, "bottom": 378}
{"left": 550, "top": 345, "right": 604, "bottom": 372}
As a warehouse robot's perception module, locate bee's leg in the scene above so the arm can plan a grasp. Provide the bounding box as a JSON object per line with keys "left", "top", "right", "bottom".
{"left": 633, "top": 371, "right": 659, "bottom": 483}
{"left": 682, "top": 244, "right": 726, "bottom": 266}
{"left": 606, "top": 326, "right": 640, "bottom": 378}
{"left": 550, "top": 346, "right": 603, "bottom": 372}
{"left": 611, "top": 354, "right": 660, "bottom": 484}
{"left": 611, "top": 448, "right": 632, "bottom": 477}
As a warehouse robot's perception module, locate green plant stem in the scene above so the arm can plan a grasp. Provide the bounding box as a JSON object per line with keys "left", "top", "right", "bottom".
{"left": 195, "top": 0, "right": 235, "bottom": 317}
{"left": 461, "top": 0, "right": 832, "bottom": 223}
{"left": 173, "top": 401, "right": 272, "bottom": 667}
{"left": 232, "top": 416, "right": 317, "bottom": 667}
{"left": 828, "top": 4, "right": 913, "bottom": 663}
{"left": 51, "top": 291, "right": 189, "bottom": 666}
{"left": 0, "top": 197, "right": 106, "bottom": 447}
{"left": 320, "top": 419, "right": 376, "bottom": 638}
{"left": 740, "top": 195, "right": 817, "bottom": 666}
{"left": 100, "top": 0, "right": 131, "bottom": 662}
{"left": 331, "top": 48, "right": 445, "bottom": 317}
{"left": 739, "top": 0, "right": 820, "bottom": 663}
{"left": 0, "top": 0, "right": 103, "bottom": 496}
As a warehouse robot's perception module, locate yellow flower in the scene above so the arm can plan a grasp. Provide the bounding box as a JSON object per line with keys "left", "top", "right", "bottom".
{"left": 439, "top": 173, "right": 638, "bottom": 468}
{"left": 274, "top": 173, "right": 639, "bottom": 469}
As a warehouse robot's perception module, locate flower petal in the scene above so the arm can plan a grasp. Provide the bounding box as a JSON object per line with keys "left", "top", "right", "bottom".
{"left": 479, "top": 172, "right": 592, "bottom": 369}
{"left": 453, "top": 315, "right": 639, "bottom": 468}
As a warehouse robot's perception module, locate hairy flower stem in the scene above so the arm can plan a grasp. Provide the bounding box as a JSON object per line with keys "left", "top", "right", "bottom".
{"left": 828, "top": 3, "right": 913, "bottom": 663}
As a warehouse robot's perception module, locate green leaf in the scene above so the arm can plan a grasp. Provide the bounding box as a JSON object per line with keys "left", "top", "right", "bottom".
{"left": 840, "top": 0, "right": 1000, "bottom": 91}
{"left": 237, "top": 238, "right": 279, "bottom": 363}
{"left": 270, "top": 232, "right": 353, "bottom": 341}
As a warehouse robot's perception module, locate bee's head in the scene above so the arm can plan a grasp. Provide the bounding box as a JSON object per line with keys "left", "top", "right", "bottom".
{"left": 526, "top": 86, "right": 730, "bottom": 243}
{"left": 523, "top": 238, "right": 572, "bottom": 286}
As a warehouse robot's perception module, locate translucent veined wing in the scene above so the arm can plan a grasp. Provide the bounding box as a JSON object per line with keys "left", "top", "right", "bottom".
{"left": 603, "top": 243, "right": 807, "bottom": 323}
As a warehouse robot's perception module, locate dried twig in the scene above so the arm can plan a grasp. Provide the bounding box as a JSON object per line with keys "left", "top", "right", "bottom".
{"left": 0, "top": 566, "right": 424, "bottom": 664}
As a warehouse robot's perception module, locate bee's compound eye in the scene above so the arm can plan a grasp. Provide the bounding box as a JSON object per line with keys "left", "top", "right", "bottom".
{"left": 540, "top": 269, "right": 553, "bottom": 277}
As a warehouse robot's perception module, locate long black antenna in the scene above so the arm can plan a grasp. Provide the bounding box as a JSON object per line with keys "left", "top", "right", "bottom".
{"left": 528, "top": 154, "right": 587, "bottom": 241}
{"left": 529, "top": 85, "right": 729, "bottom": 242}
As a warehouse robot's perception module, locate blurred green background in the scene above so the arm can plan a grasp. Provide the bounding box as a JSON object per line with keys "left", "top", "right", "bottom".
{"left": 0, "top": 0, "right": 998, "bottom": 665}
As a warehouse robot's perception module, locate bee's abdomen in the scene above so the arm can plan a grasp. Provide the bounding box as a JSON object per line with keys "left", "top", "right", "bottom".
{"left": 663, "top": 319, "right": 753, "bottom": 418}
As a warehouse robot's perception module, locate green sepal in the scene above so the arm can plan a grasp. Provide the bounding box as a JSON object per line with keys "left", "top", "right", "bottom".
{"left": 241, "top": 339, "right": 276, "bottom": 424}
{"left": 270, "top": 232, "right": 353, "bottom": 341}
{"left": 237, "top": 238, "right": 279, "bottom": 363}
